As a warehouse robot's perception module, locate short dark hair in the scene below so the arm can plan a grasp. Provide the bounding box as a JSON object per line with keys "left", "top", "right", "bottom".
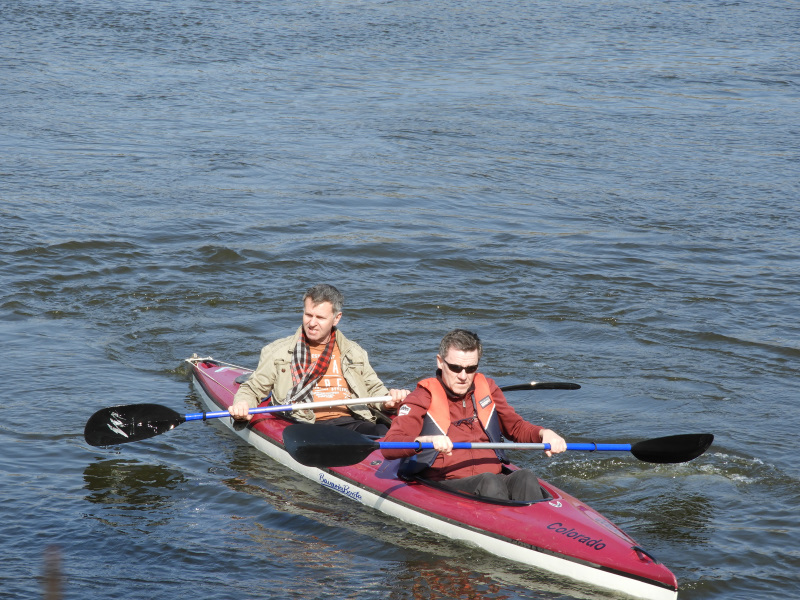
{"left": 303, "top": 284, "right": 344, "bottom": 314}
{"left": 438, "top": 329, "right": 482, "bottom": 360}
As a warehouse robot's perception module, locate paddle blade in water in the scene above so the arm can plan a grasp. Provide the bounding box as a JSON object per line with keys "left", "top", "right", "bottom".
{"left": 283, "top": 423, "right": 379, "bottom": 467}
{"left": 631, "top": 433, "right": 714, "bottom": 464}
{"left": 84, "top": 403, "right": 186, "bottom": 446}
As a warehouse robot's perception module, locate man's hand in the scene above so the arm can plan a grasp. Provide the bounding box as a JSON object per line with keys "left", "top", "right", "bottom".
{"left": 228, "top": 401, "right": 252, "bottom": 421}
{"left": 382, "top": 388, "right": 410, "bottom": 411}
{"left": 415, "top": 435, "right": 453, "bottom": 455}
{"left": 540, "top": 429, "right": 567, "bottom": 457}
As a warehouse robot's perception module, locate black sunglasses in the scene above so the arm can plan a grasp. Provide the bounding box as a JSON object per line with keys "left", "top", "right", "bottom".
{"left": 443, "top": 361, "right": 479, "bottom": 374}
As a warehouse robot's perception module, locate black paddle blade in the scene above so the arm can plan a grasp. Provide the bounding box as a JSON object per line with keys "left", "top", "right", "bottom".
{"left": 283, "top": 423, "right": 380, "bottom": 468}
{"left": 631, "top": 433, "right": 714, "bottom": 464}
{"left": 501, "top": 382, "right": 581, "bottom": 392}
{"left": 84, "top": 404, "right": 186, "bottom": 446}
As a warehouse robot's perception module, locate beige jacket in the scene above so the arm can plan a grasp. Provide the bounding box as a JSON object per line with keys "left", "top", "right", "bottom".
{"left": 232, "top": 327, "right": 389, "bottom": 423}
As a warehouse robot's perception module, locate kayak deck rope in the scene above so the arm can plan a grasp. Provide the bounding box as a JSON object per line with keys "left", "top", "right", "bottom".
{"left": 186, "top": 354, "right": 254, "bottom": 396}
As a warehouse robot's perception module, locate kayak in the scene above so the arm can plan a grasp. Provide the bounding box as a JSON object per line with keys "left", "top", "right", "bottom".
{"left": 186, "top": 355, "right": 679, "bottom": 600}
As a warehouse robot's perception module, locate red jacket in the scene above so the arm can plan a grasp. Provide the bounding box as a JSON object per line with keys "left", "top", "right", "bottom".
{"left": 381, "top": 373, "right": 545, "bottom": 481}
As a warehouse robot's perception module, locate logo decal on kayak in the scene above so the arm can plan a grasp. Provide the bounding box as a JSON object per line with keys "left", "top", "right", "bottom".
{"left": 547, "top": 522, "right": 606, "bottom": 550}
{"left": 319, "top": 473, "right": 363, "bottom": 502}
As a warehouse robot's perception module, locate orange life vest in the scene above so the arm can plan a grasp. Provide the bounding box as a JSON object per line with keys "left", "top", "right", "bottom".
{"left": 398, "top": 374, "right": 508, "bottom": 477}
{"left": 418, "top": 374, "right": 495, "bottom": 435}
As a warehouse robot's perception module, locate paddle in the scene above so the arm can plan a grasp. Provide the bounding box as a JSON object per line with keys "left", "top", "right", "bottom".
{"left": 84, "top": 395, "right": 391, "bottom": 447}
{"left": 84, "top": 379, "right": 580, "bottom": 447}
{"left": 500, "top": 381, "right": 581, "bottom": 391}
{"left": 282, "top": 423, "right": 714, "bottom": 468}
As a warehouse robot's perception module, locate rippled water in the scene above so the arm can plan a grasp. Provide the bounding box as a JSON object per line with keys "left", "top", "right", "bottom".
{"left": 2, "top": 1, "right": 799, "bottom": 599}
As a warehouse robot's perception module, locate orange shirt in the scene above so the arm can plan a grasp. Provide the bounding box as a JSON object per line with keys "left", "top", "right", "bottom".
{"left": 309, "top": 340, "right": 352, "bottom": 420}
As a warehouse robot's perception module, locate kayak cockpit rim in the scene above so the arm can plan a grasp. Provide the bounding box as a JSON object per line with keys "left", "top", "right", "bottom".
{"left": 409, "top": 470, "right": 554, "bottom": 507}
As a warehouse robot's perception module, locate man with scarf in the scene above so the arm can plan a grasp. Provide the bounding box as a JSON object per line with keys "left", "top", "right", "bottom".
{"left": 381, "top": 329, "right": 567, "bottom": 502}
{"left": 229, "top": 284, "right": 408, "bottom": 435}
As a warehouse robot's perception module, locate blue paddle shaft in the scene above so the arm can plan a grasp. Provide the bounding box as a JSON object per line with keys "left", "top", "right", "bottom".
{"left": 378, "top": 441, "right": 633, "bottom": 452}
{"left": 183, "top": 394, "right": 393, "bottom": 422}
{"left": 185, "top": 410, "right": 239, "bottom": 421}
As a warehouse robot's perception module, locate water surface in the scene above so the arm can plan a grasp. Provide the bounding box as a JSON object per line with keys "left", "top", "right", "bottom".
{"left": 2, "top": 1, "right": 798, "bottom": 599}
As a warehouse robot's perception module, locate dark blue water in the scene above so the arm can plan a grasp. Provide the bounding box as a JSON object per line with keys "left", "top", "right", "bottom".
{"left": 2, "top": 1, "right": 799, "bottom": 598}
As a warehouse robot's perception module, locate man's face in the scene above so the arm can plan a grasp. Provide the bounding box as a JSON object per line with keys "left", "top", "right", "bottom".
{"left": 437, "top": 347, "right": 480, "bottom": 396}
{"left": 302, "top": 298, "right": 341, "bottom": 345}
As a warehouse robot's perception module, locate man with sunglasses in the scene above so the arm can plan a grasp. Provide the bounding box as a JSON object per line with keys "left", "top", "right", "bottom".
{"left": 381, "top": 329, "right": 567, "bottom": 502}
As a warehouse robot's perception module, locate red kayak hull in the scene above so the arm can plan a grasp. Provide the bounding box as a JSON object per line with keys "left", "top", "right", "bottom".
{"left": 188, "top": 356, "right": 679, "bottom": 600}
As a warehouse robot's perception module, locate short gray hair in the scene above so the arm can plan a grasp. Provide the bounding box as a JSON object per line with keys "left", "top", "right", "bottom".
{"left": 303, "top": 284, "right": 344, "bottom": 314}
{"left": 438, "top": 329, "right": 483, "bottom": 360}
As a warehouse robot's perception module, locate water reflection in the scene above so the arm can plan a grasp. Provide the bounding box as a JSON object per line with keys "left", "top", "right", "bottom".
{"left": 383, "top": 558, "right": 583, "bottom": 600}
{"left": 83, "top": 459, "right": 187, "bottom": 510}
{"left": 389, "top": 560, "right": 508, "bottom": 600}
{"left": 43, "top": 546, "right": 62, "bottom": 600}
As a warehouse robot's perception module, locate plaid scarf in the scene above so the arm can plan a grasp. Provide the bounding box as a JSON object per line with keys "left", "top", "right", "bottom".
{"left": 286, "top": 328, "right": 337, "bottom": 404}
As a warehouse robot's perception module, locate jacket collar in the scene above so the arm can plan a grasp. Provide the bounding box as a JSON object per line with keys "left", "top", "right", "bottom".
{"left": 289, "top": 326, "right": 350, "bottom": 354}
